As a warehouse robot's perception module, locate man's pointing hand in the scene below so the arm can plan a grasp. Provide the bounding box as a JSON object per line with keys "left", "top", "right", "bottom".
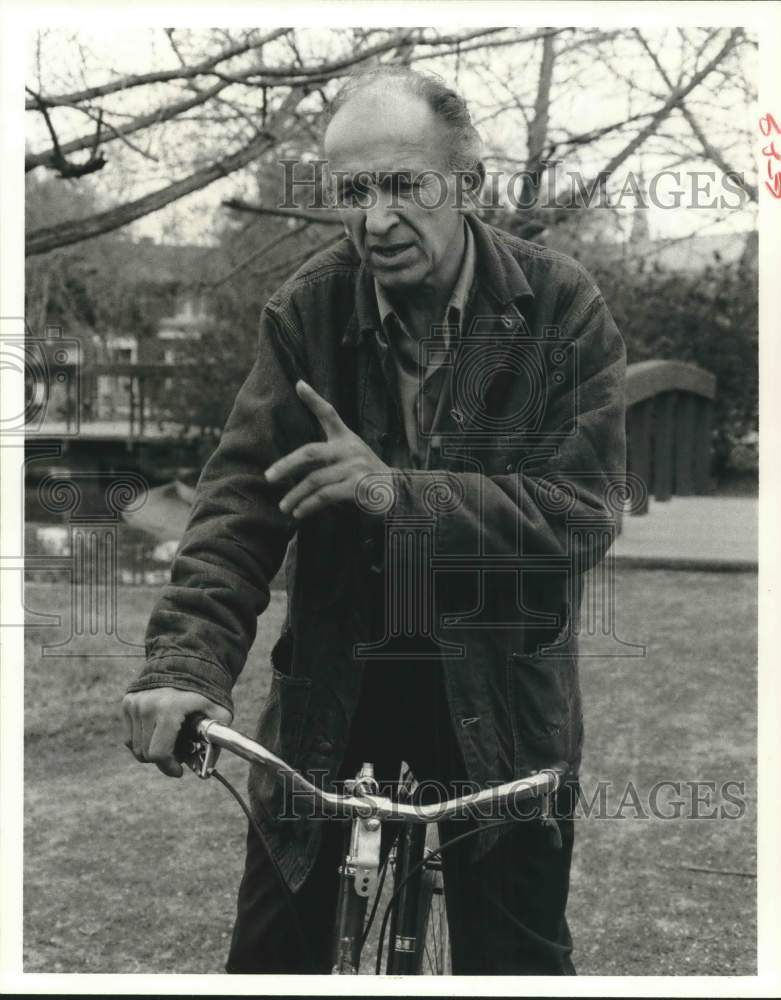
{"left": 265, "top": 380, "right": 391, "bottom": 520}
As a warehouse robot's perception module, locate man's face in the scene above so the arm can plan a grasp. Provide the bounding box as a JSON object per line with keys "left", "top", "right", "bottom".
{"left": 324, "top": 89, "right": 464, "bottom": 294}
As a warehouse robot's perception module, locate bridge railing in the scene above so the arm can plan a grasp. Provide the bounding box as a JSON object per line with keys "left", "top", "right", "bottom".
{"left": 625, "top": 360, "right": 717, "bottom": 516}
{"left": 31, "top": 362, "right": 199, "bottom": 438}
{"left": 87, "top": 362, "right": 199, "bottom": 437}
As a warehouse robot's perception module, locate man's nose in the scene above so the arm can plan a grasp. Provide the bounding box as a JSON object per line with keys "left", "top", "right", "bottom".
{"left": 364, "top": 192, "right": 398, "bottom": 236}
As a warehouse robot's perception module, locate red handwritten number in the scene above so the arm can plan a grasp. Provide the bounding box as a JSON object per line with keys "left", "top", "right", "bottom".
{"left": 760, "top": 114, "right": 781, "bottom": 198}
{"left": 766, "top": 171, "right": 781, "bottom": 200}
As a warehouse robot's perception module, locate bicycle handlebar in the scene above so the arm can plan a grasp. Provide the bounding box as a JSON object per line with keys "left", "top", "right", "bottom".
{"left": 182, "top": 716, "right": 568, "bottom": 823}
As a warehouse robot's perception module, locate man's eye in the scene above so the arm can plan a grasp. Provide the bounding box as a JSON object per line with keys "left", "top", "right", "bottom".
{"left": 342, "top": 184, "right": 369, "bottom": 206}
{"left": 390, "top": 176, "right": 414, "bottom": 196}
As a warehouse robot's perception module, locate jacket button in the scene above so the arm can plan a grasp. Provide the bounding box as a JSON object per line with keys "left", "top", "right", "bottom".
{"left": 315, "top": 739, "right": 334, "bottom": 754}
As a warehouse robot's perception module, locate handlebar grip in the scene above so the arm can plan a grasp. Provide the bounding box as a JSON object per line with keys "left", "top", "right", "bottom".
{"left": 173, "top": 711, "right": 210, "bottom": 764}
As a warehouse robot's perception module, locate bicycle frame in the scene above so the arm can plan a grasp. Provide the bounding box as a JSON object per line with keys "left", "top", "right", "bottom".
{"left": 179, "top": 716, "right": 567, "bottom": 975}
{"left": 330, "top": 764, "right": 439, "bottom": 974}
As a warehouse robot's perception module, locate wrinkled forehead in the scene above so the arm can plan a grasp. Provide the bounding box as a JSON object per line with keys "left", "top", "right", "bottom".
{"left": 324, "top": 91, "right": 449, "bottom": 175}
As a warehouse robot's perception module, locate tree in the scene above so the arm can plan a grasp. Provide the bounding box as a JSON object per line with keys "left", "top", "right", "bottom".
{"left": 25, "top": 27, "right": 757, "bottom": 257}
{"left": 155, "top": 169, "right": 343, "bottom": 440}
{"left": 25, "top": 27, "right": 536, "bottom": 254}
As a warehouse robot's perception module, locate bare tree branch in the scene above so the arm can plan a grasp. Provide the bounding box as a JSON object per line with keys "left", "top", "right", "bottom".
{"left": 527, "top": 33, "right": 556, "bottom": 168}
{"left": 210, "top": 219, "right": 309, "bottom": 288}
{"left": 26, "top": 88, "right": 305, "bottom": 255}
{"left": 25, "top": 26, "right": 755, "bottom": 256}
{"left": 26, "top": 84, "right": 182, "bottom": 171}
{"left": 27, "top": 28, "right": 509, "bottom": 113}
{"left": 223, "top": 200, "right": 342, "bottom": 226}
{"left": 200, "top": 28, "right": 526, "bottom": 88}
{"left": 236, "top": 28, "right": 511, "bottom": 80}
{"left": 390, "top": 28, "right": 571, "bottom": 76}
{"left": 27, "top": 29, "right": 568, "bottom": 179}
{"left": 25, "top": 28, "right": 291, "bottom": 109}
{"left": 518, "top": 30, "right": 556, "bottom": 208}
{"left": 28, "top": 88, "right": 107, "bottom": 178}
{"left": 546, "top": 109, "right": 656, "bottom": 156}
{"left": 507, "top": 29, "right": 748, "bottom": 241}
{"left": 594, "top": 29, "right": 745, "bottom": 186}
{"left": 164, "top": 28, "right": 189, "bottom": 69}
{"left": 259, "top": 233, "right": 343, "bottom": 282}
{"left": 634, "top": 28, "right": 757, "bottom": 202}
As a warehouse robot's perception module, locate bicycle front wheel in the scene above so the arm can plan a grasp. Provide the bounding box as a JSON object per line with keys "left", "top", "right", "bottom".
{"left": 415, "top": 827, "right": 451, "bottom": 975}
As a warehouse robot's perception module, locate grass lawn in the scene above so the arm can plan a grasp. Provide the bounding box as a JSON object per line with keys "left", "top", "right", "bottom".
{"left": 22, "top": 568, "right": 756, "bottom": 975}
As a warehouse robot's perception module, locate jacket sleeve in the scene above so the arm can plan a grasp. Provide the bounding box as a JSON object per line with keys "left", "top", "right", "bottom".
{"left": 383, "top": 289, "right": 626, "bottom": 570}
{"left": 125, "top": 305, "right": 318, "bottom": 713}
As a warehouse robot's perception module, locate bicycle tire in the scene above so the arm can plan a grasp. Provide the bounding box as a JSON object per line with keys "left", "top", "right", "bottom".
{"left": 415, "top": 826, "right": 451, "bottom": 975}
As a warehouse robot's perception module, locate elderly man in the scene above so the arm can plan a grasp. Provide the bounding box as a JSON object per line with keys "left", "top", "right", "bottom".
{"left": 123, "top": 67, "right": 625, "bottom": 975}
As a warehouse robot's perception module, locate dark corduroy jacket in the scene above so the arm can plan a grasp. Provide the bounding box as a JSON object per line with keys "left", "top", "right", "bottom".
{"left": 126, "top": 215, "right": 626, "bottom": 890}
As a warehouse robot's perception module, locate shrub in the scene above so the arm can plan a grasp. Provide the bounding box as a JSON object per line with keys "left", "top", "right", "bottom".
{"left": 585, "top": 253, "right": 758, "bottom": 480}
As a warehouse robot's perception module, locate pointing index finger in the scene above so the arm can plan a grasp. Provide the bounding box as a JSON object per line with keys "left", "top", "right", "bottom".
{"left": 295, "top": 380, "right": 343, "bottom": 437}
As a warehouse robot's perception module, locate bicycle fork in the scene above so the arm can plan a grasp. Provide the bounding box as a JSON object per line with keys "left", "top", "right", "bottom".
{"left": 385, "top": 822, "right": 429, "bottom": 974}
{"left": 331, "top": 763, "right": 382, "bottom": 974}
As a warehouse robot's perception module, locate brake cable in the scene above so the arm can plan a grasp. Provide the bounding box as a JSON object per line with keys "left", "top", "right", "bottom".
{"left": 358, "top": 830, "right": 398, "bottom": 950}
{"left": 210, "top": 768, "right": 311, "bottom": 958}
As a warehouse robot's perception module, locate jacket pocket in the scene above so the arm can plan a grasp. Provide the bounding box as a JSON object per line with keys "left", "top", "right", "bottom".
{"left": 270, "top": 625, "right": 295, "bottom": 677}
{"left": 506, "top": 644, "right": 576, "bottom": 771}
{"left": 258, "top": 666, "right": 312, "bottom": 763}
{"left": 250, "top": 660, "right": 313, "bottom": 824}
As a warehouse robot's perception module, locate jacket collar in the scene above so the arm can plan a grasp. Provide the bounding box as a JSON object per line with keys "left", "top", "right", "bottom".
{"left": 468, "top": 213, "right": 535, "bottom": 307}
{"left": 342, "top": 214, "right": 535, "bottom": 348}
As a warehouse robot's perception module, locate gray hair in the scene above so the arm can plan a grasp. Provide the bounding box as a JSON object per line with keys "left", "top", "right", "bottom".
{"left": 326, "top": 66, "right": 483, "bottom": 173}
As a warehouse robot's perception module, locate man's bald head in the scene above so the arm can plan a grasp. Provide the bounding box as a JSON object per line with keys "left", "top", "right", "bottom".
{"left": 325, "top": 67, "right": 483, "bottom": 174}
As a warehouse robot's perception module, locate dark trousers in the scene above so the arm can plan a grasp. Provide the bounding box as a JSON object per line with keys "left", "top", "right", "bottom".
{"left": 226, "top": 661, "right": 577, "bottom": 975}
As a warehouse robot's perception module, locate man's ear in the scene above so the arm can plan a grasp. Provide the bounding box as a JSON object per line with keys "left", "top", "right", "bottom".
{"left": 458, "top": 161, "right": 486, "bottom": 212}
{"left": 473, "top": 161, "right": 486, "bottom": 193}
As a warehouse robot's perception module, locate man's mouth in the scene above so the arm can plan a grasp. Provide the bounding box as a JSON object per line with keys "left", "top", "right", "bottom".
{"left": 369, "top": 242, "right": 415, "bottom": 262}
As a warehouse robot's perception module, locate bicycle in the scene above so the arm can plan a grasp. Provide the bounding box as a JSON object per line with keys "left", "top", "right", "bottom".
{"left": 175, "top": 714, "right": 568, "bottom": 976}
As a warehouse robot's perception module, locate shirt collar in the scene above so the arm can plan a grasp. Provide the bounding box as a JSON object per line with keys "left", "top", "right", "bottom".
{"left": 344, "top": 214, "right": 534, "bottom": 348}
{"left": 373, "top": 219, "right": 476, "bottom": 333}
